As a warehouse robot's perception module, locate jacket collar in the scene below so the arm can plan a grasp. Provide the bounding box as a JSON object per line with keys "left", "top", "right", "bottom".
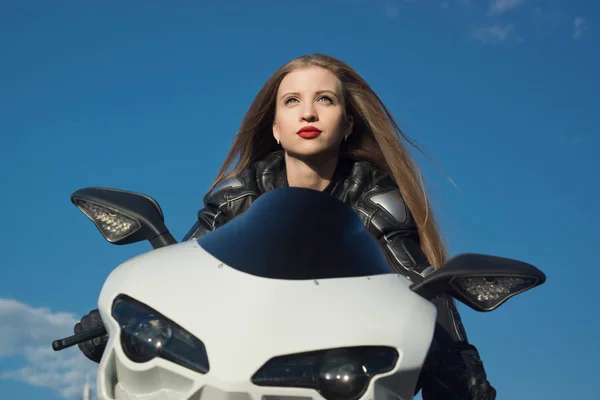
{"left": 264, "top": 150, "right": 355, "bottom": 196}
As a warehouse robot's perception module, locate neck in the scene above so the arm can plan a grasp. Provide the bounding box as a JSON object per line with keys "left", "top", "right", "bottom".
{"left": 284, "top": 152, "right": 339, "bottom": 191}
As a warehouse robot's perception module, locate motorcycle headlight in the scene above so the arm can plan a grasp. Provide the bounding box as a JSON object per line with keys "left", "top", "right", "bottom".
{"left": 251, "top": 346, "right": 398, "bottom": 400}
{"left": 111, "top": 294, "right": 209, "bottom": 374}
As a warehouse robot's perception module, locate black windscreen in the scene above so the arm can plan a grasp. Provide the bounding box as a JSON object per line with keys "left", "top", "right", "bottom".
{"left": 198, "top": 187, "right": 394, "bottom": 280}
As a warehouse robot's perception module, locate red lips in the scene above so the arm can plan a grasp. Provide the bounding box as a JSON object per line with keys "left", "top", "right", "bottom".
{"left": 297, "top": 126, "right": 322, "bottom": 139}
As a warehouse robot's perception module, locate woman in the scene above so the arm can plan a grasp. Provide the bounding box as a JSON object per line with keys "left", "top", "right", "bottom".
{"left": 75, "top": 54, "right": 496, "bottom": 399}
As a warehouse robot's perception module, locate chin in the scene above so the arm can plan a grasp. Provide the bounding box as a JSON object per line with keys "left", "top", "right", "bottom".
{"left": 284, "top": 143, "right": 340, "bottom": 161}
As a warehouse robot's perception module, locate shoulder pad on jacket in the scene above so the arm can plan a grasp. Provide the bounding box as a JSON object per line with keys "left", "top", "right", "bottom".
{"left": 206, "top": 176, "right": 244, "bottom": 197}
{"left": 367, "top": 188, "right": 409, "bottom": 225}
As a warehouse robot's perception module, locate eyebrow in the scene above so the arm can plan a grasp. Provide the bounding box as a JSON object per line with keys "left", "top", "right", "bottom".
{"left": 280, "top": 90, "right": 340, "bottom": 100}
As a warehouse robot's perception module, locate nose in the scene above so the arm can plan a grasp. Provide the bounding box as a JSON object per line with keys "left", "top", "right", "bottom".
{"left": 301, "top": 103, "right": 318, "bottom": 122}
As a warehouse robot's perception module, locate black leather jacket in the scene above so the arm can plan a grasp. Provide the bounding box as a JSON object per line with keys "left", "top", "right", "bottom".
{"left": 184, "top": 151, "right": 496, "bottom": 399}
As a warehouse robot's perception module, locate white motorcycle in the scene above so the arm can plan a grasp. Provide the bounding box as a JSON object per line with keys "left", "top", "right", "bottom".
{"left": 52, "top": 186, "right": 546, "bottom": 400}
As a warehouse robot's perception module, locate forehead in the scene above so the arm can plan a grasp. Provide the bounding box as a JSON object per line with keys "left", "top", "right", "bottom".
{"left": 277, "top": 66, "right": 342, "bottom": 94}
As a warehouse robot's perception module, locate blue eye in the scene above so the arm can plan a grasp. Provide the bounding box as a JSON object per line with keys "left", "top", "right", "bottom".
{"left": 284, "top": 95, "right": 334, "bottom": 105}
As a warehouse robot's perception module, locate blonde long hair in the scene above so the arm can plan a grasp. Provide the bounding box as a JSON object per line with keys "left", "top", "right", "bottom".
{"left": 211, "top": 54, "right": 447, "bottom": 269}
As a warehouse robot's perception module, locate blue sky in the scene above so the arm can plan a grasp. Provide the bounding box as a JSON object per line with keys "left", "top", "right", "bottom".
{"left": 1, "top": 1, "right": 598, "bottom": 399}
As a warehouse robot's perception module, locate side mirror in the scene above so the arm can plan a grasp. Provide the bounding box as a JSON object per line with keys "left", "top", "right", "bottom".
{"left": 410, "top": 253, "right": 546, "bottom": 312}
{"left": 71, "top": 187, "right": 177, "bottom": 249}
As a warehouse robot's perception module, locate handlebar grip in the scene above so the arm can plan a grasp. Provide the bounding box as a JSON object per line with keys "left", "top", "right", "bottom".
{"left": 52, "top": 325, "right": 107, "bottom": 351}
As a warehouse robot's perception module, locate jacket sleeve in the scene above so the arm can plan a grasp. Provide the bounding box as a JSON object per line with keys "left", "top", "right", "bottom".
{"left": 362, "top": 186, "right": 495, "bottom": 400}
{"left": 182, "top": 176, "right": 250, "bottom": 241}
{"left": 181, "top": 205, "right": 227, "bottom": 241}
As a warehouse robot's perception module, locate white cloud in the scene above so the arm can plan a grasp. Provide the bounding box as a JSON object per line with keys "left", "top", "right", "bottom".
{"left": 487, "top": 0, "right": 527, "bottom": 16}
{"left": 0, "top": 298, "right": 97, "bottom": 399}
{"left": 472, "top": 24, "right": 520, "bottom": 44}
{"left": 573, "top": 17, "right": 587, "bottom": 39}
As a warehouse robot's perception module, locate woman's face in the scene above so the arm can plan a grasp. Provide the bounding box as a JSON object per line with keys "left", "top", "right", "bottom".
{"left": 273, "top": 66, "right": 352, "bottom": 159}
